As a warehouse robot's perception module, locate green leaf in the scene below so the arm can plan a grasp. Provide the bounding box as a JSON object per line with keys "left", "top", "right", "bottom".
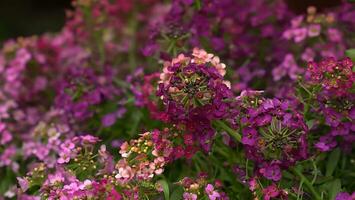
{"left": 306, "top": 120, "right": 314, "bottom": 129}
{"left": 345, "top": 49, "right": 355, "bottom": 62}
{"left": 170, "top": 187, "right": 184, "bottom": 200}
{"left": 328, "top": 179, "right": 341, "bottom": 200}
{"left": 159, "top": 179, "right": 170, "bottom": 200}
{"left": 195, "top": 0, "right": 202, "bottom": 10}
{"left": 326, "top": 148, "right": 341, "bottom": 177}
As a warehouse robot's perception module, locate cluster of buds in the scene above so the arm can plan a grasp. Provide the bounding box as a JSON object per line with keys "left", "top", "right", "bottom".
{"left": 157, "top": 48, "right": 231, "bottom": 113}
{"left": 115, "top": 130, "right": 173, "bottom": 183}
{"left": 305, "top": 6, "right": 335, "bottom": 24}
{"left": 178, "top": 173, "right": 229, "bottom": 200}
{"left": 237, "top": 92, "right": 308, "bottom": 181}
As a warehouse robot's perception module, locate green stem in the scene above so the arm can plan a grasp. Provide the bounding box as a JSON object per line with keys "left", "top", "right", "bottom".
{"left": 292, "top": 168, "right": 321, "bottom": 200}
{"left": 213, "top": 120, "right": 241, "bottom": 142}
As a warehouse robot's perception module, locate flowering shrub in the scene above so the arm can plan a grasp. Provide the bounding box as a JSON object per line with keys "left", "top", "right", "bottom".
{"left": 0, "top": 0, "right": 354, "bottom": 199}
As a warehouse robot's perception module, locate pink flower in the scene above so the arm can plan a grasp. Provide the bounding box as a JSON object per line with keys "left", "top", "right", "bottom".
{"left": 115, "top": 159, "right": 134, "bottom": 182}
{"left": 259, "top": 164, "right": 282, "bottom": 181}
{"left": 262, "top": 184, "right": 280, "bottom": 200}
{"left": 205, "top": 184, "right": 221, "bottom": 200}
{"left": 192, "top": 48, "right": 213, "bottom": 64}
{"left": 17, "top": 177, "right": 29, "bottom": 192}
{"left": 248, "top": 178, "right": 258, "bottom": 191}
{"left": 307, "top": 24, "right": 321, "bottom": 37}
{"left": 293, "top": 28, "right": 307, "bottom": 43}
{"left": 291, "top": 16, "right": 304, "bottom": 28}
{"left": 80, "top": 135, "right": 100, "bottom": 144}
{"left": 327, "top": 28, "right": 342, "bottom": 42}
{"left": 107, "top": 189, "right": 123, "bottom": 200}
{"left": 60, "top": 140, "right": 75, "bottom": 151}
{"left": 183, "top": 192, "right": 197, "bottom": 200}
{"left": 301, "top": 48, "right": 315, "bottom": 62}
{"left": 57, "top": 151, "right": 71, "bottom": 164}
{"left": 47, "top": 172, "right": 64, "bottom": 185}
{"left": 119, "top": 142, "right": 130, "bottom": 157}
{"left": 1, "top": 130, "right": 12, "bottom": 145}
{"left": 211, "top": 56, "right": 227, "bottom": 76}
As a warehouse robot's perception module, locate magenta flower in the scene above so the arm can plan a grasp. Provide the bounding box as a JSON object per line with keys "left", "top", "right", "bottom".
{"left": 17, "top": 177, "right": 29, "bottom": 192}
{"left": 293, "top": 27, "right": 307, "bottom": 43}
{"left": 259, "top": 164, "right": 282, "bottom": 181}
{"left": 183, "top": 192, "right": 197, "bottom": 200}
{"left": 241, "top": 127, "right": 258, "bottom": 145}
{"left": 307, "top": 24, "right": 321, "bottom": 37}
{"left": 101, "top": 113, "right": 117, "bottom": 127}
{"left": 57, "top": 151, "right": 71, "bottom": 164}
{"left": 80, "top": 135, "right": 100, "bottom": 144}
{"left": 262, "top": 184, "right": 280, "bottom": 200}
{"left": 205, "top": 184, "right": 221, "bottom": 200}
{"left": 335, "top": 192, "right": 355, "bottom": 200}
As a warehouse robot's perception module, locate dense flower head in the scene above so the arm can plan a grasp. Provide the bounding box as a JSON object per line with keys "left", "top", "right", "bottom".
{"left": 154, "top": 48, "right": 234, "bottom": 152}
{"left": 307, "top": 57, "right": 354, "bottom": 96}
{"left": 303, "top": 57, "right": 355, "bottom": 152}
{"left": 237, "top": 91, "right": 308, "bottom": 180}
{"left": 157, "top": 48, "right": 231, "bottom": 113}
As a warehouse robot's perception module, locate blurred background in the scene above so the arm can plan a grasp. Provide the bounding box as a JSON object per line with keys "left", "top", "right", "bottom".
{"left": 0, "top": 0, "right": 345, "bottom": 43}
{"left": 0, "top": 0, "right": 71, "bottom": 42}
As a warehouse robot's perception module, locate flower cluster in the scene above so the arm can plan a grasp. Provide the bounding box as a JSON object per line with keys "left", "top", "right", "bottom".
{"left": 157, "top": 48, "right": 231, "bottom": 117}
{"left": 0, "top": 0, "right": 353, "bottom": 199}
{"left": 248, "top": 178, "right": 288, "bottom": 200}
{"left": 178, "top": 173, "right": 229, "bottom": 200}
{"left": 304, "top": 57, "right": 354, "bottom": 151}
{"left": 154, "top": 48, "right": 234, "bottom": 152}
{"left": 237, "top": 91, "right": 308, "bottom": 181}
{"left": 282, "top": 6, "right": 335, "bottom": 43}
{"left": 116, "top": 130, "right": 173, "bottom": 182}
{"left": 17, "top": 131, "right": 167, "bottom": 199}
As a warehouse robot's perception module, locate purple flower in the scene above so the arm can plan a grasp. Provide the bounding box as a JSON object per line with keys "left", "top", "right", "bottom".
{"left": 293, "top": 27, "right": 307, "bottom": 43}
{"left": 262, "top": 184, "right": 280, "bottom": 200}
{"left": 102, "top": 113, "right": 117, "bottom": 127}
{"left": 47, "top": 172, "right": 65, "bottom": 185}
{"left": 315, "top": 135, "right": 337, "bottom": 152}
{"left": 80, "top": 135, "right": 100, "bottom": 144}
{"left": 183, "top": 192, "right": 197, "bottom": 200}
{"left": 260, "top": 164, "right": 282, "bottom": 181}
{"left": 327, "top": 28, "right": 342, "bottom": 42}
{"left": 58, "top": 151, "right": 71, "bottom": 164}
{"left": 335, "top": 192, "right": 354, "bottom": 200}
{"left": 241, "top": 127, "right": 258, "bottom": 145}
{"left": 205, "top": 184, "right": 221, "bottom": 200}
{"left": 17, "top": 177, "right": 29, "bottom": 192}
